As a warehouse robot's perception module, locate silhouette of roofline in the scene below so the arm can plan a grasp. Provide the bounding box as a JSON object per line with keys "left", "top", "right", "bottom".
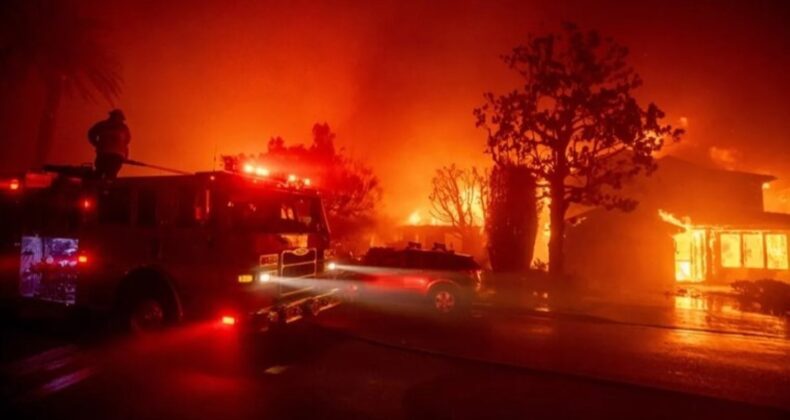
{"left": 658, "top": 155, "right": 776, "bottom": 182}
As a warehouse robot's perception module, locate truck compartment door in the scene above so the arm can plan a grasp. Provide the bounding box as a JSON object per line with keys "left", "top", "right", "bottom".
{"left": 19, "top": 235, "right": 79, "bottom": 305}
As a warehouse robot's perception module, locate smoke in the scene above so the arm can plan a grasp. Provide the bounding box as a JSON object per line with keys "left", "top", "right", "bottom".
{"left": 708, "top": 146, "right": 742, "bottom": 170}
{"left": 1, "top": 0, "right": 788, "bottom": 221}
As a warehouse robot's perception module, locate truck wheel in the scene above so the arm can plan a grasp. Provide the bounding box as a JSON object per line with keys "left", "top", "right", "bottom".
{"left": 429, "top": 285, "right": 462, "bottom": 315}
{"left": 116, "top": 271, "right": 180, "bottom": 334}
{"left": 128, "top": 296, "right": 167, "bottom": 333}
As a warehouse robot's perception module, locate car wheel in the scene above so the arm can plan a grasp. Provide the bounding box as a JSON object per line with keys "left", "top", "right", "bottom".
{"left": 429, "top": 285, "right": 460, "bottom": 315}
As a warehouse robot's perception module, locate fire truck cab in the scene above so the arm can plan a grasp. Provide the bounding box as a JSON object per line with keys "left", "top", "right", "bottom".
{"left": 0, "top": 168, "right": 339, "bottom": 331}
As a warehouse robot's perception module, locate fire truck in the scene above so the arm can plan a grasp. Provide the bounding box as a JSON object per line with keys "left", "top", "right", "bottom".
{"left": 0, "top": 163, "right": 341, "bottom": 332}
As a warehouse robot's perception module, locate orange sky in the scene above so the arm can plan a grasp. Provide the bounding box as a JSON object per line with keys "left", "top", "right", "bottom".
{"left": 2, "top": 0, "right": 789, "bottom": 217}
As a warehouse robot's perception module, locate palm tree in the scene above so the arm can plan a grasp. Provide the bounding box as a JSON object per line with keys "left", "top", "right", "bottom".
{"left": 0, "top": 0, "right": 122, "bottom": 165}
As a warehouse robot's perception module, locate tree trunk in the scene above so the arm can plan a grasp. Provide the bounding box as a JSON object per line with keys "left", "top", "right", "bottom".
{"left": 548, "top": 179, "right": 566, "bottom": 278}
{"left": 35, "top": 76, "right": 64, "bottom": 166}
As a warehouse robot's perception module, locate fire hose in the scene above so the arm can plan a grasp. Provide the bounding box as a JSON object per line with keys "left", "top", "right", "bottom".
{"left": 123, "top": 159, "right": 192, "bottom": 175}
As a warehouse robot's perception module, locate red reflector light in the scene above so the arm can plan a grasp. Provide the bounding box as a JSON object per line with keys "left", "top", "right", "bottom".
{"left": 221, "top": 316, "right": 236, "bottom": 325}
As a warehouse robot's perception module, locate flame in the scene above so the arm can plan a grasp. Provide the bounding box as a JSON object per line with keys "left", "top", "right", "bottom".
{"left": 658, "top": 209, "right": 691, "bottom": 229}
{"left": 658, "top": 209, "right": 707, "bottom": 283}
{"left": 532, "top": 194, "right": 552, "bottom": 263}
{"left": 406, "top": 210, "right": 452, "bottom": 226}
{"left": 408, "top": 210, "right": 422, "bottom": 225}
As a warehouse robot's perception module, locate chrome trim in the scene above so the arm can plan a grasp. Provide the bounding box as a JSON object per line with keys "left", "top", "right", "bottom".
{"left": 280, "top": 247, "right": 317, "bottom": 278}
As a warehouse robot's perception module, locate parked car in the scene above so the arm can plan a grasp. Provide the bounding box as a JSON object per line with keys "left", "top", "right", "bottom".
{"left": 339, "top": 246, "right": 482, "bottom": 315}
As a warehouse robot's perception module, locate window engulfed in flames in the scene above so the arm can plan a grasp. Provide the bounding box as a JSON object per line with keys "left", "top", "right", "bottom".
{"left": 658, "top": 210, "right": 789, "bottom": 282}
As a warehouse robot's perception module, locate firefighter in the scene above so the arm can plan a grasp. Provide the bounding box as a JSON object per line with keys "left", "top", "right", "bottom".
{"left": 87, "top": 109, "right": 131, "bottom": 179}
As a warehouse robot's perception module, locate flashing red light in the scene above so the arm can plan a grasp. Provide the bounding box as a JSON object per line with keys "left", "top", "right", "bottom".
{"left": 77, "top": 255, "right": 89, "bottom": 264}
{"left": 221, "top": 315, "right": 236, "bottom": 325}
{"left": 9, "top": 179, "right": 20, "bottom": 191}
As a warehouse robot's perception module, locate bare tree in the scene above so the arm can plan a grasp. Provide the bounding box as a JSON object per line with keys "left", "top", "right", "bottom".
{"left": 475, "top": 23, "right": 682, "bottom": 277}
{"left": 429, "top": 165, "right": 488, "bottom": 253}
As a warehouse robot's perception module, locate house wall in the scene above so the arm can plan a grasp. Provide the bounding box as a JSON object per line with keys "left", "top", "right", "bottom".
{"left": 564, "top": 210, "right": 676, "bottom": 294}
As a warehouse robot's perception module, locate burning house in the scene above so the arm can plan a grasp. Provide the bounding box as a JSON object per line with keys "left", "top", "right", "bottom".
{"left": 565, "top": 156, "right": 790, "bottom": 292}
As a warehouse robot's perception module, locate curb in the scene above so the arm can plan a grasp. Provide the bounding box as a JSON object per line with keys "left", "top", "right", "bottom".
{"left": 487, "top": 305, "right": 788, "bottom": 340}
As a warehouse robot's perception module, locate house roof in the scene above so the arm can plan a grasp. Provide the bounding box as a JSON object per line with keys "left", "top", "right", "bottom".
{"left": 657, "top": 156, "right": 776, "bottom": 183}
{"left": 675, "top": 210, "right": 790, "bottom": 230}
{"left": 566, "top": 155, "right": 789, "bottom": 231}
{"left": 568, "top": 207, "right": 681, "bottom": 229}
{"left": 570, "top": 207, "right": 790, "bottom": 231}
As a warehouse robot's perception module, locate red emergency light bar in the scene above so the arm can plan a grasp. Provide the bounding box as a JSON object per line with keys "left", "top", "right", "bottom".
{"left": 3, "top": 173, "right": 57, "bottom": 192}
{"left": 226, "top": 160, "right": 314, "bottom": 189}
{"left": 2, "top": 178, "right": 21, "bottom": 191}
{"left": 242, "top": 163, "right": 271, "bottom": 177}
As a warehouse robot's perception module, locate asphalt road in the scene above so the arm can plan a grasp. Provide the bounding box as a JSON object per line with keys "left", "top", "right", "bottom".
{"left": 1, "top": 304, "right": 788, "bottom": 419}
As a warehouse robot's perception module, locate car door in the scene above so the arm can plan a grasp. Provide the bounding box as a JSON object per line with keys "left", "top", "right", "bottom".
{"left": 397, "top": 250, "right": 429, "bottom": 293}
